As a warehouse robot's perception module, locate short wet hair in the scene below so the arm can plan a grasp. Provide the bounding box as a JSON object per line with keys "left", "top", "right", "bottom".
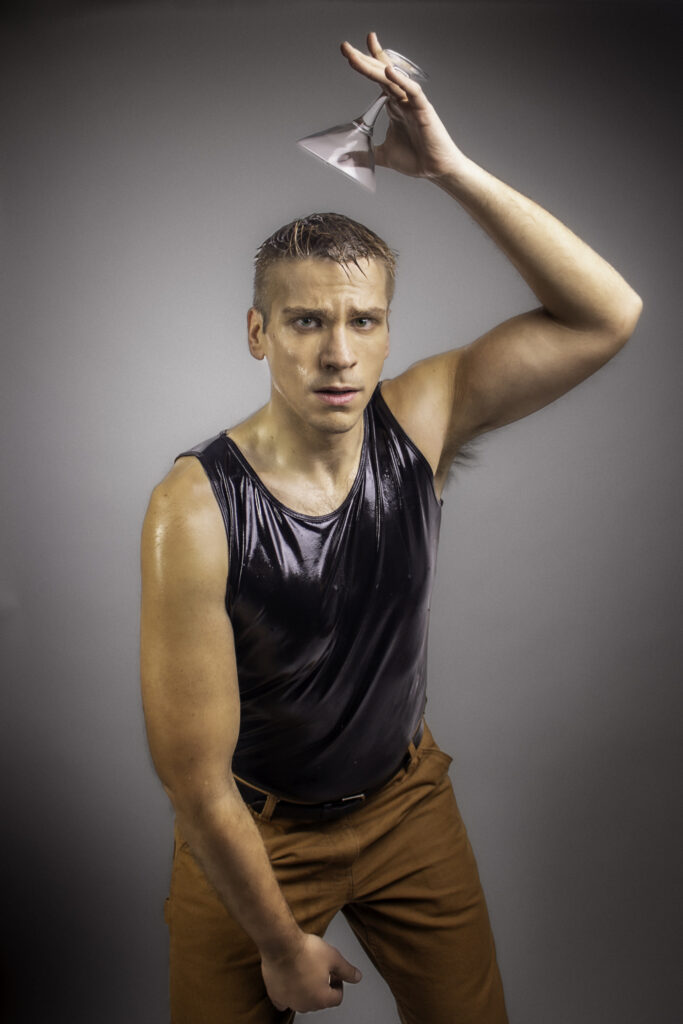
{"left": 252, "top": 212, "right": 398, "bottom": 325}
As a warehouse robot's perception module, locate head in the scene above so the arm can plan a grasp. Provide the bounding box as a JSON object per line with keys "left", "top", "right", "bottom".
{"left": 248, "top": 214, "right": 398, "bottom": 436}
{"left": 252, "top": 212, "right": 397, "bottom": 329}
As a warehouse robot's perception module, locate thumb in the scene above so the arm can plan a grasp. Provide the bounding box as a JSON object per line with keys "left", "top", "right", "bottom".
{"left": 330, "top": 952, "right": 363, "bottom": 985}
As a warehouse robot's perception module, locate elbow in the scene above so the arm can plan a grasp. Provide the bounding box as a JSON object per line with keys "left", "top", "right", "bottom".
{"left": 621, "top": 287, "right": 644, "bottom": 339}
{"left": 162, "top": 773, "right": 239, "bottom": 822}
{"left": 611, "top": 287, "right": 644, "bottom": 349}
{"left": 594, "top": 287, "right": 643, "bottom": 360}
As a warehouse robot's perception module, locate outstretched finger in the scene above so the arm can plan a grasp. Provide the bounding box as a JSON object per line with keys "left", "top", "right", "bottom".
{"left": 340, "top": 39, "right": 409, "bottom": 102}
{"left": 368, "top": 31, "right": 429, "bottom": 107}
{"left": 366, "top": 30, "right": 385, "bottom": 60}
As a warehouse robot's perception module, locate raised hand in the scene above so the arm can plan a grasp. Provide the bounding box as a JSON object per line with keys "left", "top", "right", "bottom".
{"left": 340, "top": 32, "right": 463, "bottom": 179}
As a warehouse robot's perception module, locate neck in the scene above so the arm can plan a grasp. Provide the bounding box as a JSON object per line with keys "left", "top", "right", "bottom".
{"left": 260, "top": 391, "right": 365, "bottom": 479}
{"left": 241, "top": 389, "right": 368, "bottom": 489}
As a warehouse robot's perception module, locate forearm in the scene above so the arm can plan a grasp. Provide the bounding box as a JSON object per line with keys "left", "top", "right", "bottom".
{"left": 343, "top": 34, "right": 640, "bottom": 336}
{"left": 433, "top": 153, "right": 642, "bottom": 337}
{"left": 170, "top": 779, "right": 302, "bottom": 960}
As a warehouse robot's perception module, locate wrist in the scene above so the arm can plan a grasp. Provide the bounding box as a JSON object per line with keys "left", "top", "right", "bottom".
{"left": 430, "top": 152, "right": 483, "bottom": 195}
{"left": 259, "top": 922, "right": 306, "bottom": 964}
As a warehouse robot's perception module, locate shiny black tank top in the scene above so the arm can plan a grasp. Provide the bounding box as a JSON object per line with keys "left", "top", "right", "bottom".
{"left": 179, "top": 385, "right": 442, "bottom": 803}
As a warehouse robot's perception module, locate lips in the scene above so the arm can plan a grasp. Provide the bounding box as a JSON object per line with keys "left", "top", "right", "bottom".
{"left": 314, "top": 387, "right": 360, "bottom": 406}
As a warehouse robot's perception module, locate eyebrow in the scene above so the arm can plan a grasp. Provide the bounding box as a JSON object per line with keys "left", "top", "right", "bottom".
{"left": 349, "top": 306, "right": 387, "bottom": 319}
{"left": 282, "top": 306, "right": 387, "bottom": 319}
{"left": 282, "top": 306, "right": 328, "bottom": 318}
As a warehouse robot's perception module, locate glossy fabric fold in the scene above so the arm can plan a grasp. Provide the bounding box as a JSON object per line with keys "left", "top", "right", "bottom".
{"left": 178, "top": 386, "right": 442, "bottom": 802}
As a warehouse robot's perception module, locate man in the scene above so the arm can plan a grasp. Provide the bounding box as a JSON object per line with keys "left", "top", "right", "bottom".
{"left": 140, "top": 32, "right": 642, "bottom": 1024}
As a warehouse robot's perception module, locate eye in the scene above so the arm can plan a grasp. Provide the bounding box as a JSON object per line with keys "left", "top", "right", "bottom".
{"left": 292, "top": 316, "right": 321, "bottom": 330}
{"left": 353, "top": 317, "right": 376, "bottom": 330}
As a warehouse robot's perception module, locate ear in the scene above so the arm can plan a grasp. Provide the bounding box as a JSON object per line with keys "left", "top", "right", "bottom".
{"left": 247, "top": 307, "right": 267, "bottom": 361}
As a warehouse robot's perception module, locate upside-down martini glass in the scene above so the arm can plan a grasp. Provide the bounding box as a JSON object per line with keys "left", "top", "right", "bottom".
{"left": 297, "top": 49, "right": 428, "bottom": 192}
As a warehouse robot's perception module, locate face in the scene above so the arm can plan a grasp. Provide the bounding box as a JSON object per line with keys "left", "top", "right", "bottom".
{"left": 247, "top": 257, "right": 391, "bottom": 436}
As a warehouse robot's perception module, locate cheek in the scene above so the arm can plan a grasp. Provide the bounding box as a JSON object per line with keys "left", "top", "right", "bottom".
{"left": 372, "top": 336, "right": 389, "bottom": 362}
{"left": 269, "top": 344, "right": 309, "bottom": 384}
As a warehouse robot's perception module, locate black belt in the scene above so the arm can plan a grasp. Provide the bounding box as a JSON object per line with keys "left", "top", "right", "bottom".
{"left": 236, "top": 722, "right": 424, "bottom": 822}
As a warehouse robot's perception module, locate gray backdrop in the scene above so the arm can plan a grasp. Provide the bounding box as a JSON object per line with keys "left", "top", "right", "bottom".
{"left": 1, "top": 1, "right": 681, "bottom": 1022}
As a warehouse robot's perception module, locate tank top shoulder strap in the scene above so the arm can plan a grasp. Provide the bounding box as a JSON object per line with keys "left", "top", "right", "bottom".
{"left": 175, "top": 431, "right": 237, "bottom": 553}
{"left": 370, "top": 383, "right": 439, "bottom": 498}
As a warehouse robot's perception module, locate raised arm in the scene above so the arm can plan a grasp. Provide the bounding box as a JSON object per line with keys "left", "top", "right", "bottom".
{"left": 342, "top": 33, "right": 643, "bottom": 491}
{"left": 140, "top": 457, "right": 361, "bottom": 1013}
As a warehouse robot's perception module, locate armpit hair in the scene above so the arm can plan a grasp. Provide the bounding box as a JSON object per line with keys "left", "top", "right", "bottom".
{"left": 442, "top": 437, "right": 481, "bottom": 491}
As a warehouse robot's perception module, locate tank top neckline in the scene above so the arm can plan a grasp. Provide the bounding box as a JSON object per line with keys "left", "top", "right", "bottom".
{"left": 221, "top": 400, "right": 372, "bottom": 525}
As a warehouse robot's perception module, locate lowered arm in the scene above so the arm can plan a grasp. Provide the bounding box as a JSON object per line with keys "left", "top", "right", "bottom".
{"left": 140, "top": 457, "right": 360, "bottom": 1013}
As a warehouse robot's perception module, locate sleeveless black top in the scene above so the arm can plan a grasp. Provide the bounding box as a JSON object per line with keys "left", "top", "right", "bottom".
{"left": 179, "top": 385, "right": 442, "bottom": 803}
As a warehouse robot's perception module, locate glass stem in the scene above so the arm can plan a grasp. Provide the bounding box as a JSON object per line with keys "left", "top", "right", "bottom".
{"left": 353, "top": 93, "right": 388, "bottom": 135}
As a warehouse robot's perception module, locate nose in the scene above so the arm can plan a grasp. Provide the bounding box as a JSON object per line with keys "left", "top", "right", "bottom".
{"left": 320, "top": 325, "right": 357, "bottom": 370}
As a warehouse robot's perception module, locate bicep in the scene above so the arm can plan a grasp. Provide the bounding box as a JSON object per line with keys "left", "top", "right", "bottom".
{"left": 140, "top": 469, "right": 239, "bottom": 808}
{"left": 455, "top": 307, "right": 624, "bottom": 436}
{"left": 384, "top": 307, "right": 625, "bottom": 482}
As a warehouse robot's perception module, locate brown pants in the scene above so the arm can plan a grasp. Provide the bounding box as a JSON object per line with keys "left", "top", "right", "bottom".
{"left": 166, "top": 724, "right": 508, "bottom": 1023}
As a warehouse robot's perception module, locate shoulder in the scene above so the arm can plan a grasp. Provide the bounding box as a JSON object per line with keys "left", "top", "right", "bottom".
{"left": 379, "top": 348, "right": 467, "bottom": 475}
{"left": 145, "top": 456, "right": 217, "bottom": 534}
{"left": 142, "top": 456, "right": 228, "bottom": 586}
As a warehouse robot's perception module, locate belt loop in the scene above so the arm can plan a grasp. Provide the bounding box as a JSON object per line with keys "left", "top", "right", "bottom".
{"left": 259, "top": 793, "right": 278, "bottom": 822}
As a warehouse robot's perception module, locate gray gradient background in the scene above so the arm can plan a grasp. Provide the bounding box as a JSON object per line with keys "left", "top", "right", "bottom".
{"left": 1, "top": 1, "right": 681, "bottom": 1022}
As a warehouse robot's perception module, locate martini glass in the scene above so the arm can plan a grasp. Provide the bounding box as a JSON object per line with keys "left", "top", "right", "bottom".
{"left": 297, "top": 49, "right": 428, "bottom": 192}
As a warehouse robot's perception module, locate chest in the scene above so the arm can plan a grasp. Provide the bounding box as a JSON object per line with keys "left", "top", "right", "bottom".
{"left": 228, "top": 467, "right": 439, "bottom": 654}
{"left": 253, "top": 466, "right": 360, "bottom": 517}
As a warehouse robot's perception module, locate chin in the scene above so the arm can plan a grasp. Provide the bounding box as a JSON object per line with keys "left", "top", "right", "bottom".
{"left": 311, "top": 411, "right": 362, "bottom": 434}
